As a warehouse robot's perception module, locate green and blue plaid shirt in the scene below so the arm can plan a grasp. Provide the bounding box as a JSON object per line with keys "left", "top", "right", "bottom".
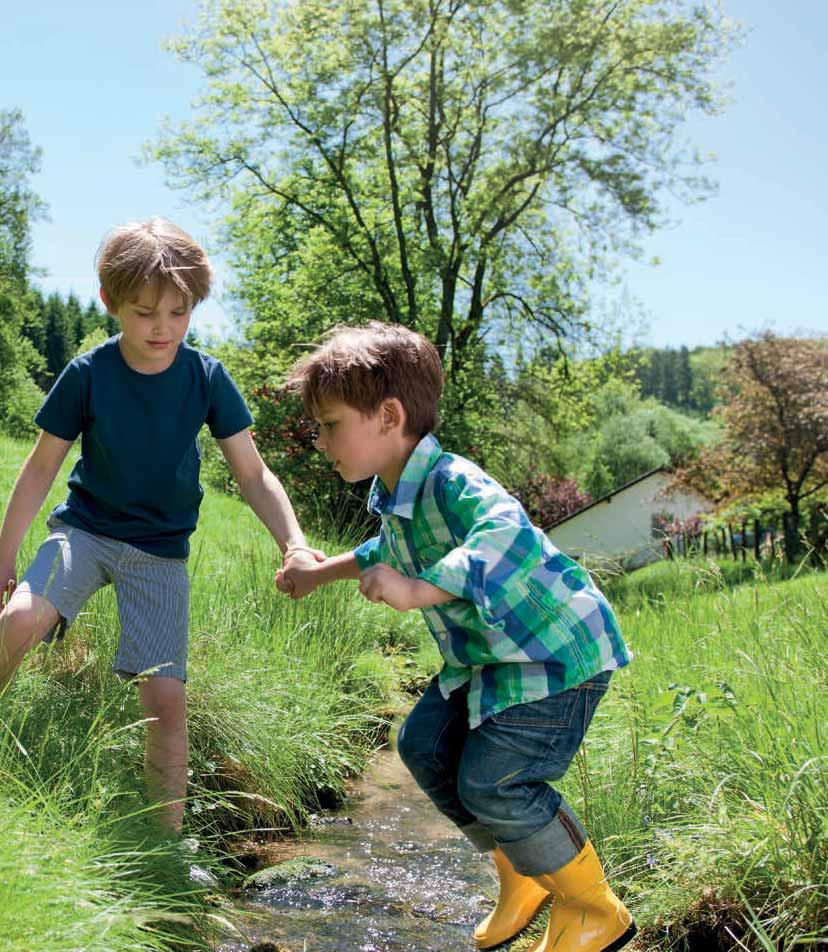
{"left": 354, "top": 434, "right": 632, "bottom": 728}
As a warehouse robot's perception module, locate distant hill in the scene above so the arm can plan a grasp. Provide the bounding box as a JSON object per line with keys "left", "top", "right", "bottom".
{"left": 626, "top": 344, "right": 729, "bottom": 416}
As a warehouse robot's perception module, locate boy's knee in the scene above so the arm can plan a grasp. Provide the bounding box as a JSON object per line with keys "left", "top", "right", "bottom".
{"left": 397, "top": 718, "right": 440, "bottom": 776}
{"left": 396, "top": 719, "right": 422, "bottom": 768}
{"left": 457, "top": 760, "right": 507, "bottom": 818}
{"left": 0, "top": 594, "right": 58, "bottom": 649}
{"left": 139, "top": 678, "right": 187, "bottom": 732}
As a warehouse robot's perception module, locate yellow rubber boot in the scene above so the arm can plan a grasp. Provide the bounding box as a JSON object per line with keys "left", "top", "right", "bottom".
{"left": 527, "top": 841, "right": 635, "bottom": 952}
{"left": 474, "top": 847, "right": 551, "bottom": 949}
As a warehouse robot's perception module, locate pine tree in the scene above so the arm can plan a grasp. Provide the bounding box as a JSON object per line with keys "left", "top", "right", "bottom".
{"left": 43, "top": 292, "right": 73, "bottom": 381}
{"left": 65, "top": 292, "right": 85, "bottom": 348}
{"left": 676, "top": 345, "right": 693, "bottom": 409}
{"left": 660, "top": 348, "right": 679, "bottom": 405}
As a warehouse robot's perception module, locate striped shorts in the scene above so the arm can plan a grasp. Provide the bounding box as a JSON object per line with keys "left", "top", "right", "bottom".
{"left": 18, "top": 516, "right": 189, "bottom": 681}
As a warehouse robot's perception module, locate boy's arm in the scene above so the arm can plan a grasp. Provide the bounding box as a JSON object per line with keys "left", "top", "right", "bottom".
{"left": 415, "top": 471, "right": 542, "bottom": 625}
{"left": 217, "top": 430, "right": 308, "bottom": 553}
{"left": 0, "top": 432, "right": 74, "bottom": 601}
{"left": 278, "top": 550, "right": 361, "bottom": 599}
{"left": 359, "top": 563, "right": 455, "bottom": 612}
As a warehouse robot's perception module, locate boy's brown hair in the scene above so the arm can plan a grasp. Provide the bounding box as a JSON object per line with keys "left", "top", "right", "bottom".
{"left": 96, "top": 218, "right": 213, "bottom": 309}
{"left": 287, "top": 321, "right": 443, "bottom": 437}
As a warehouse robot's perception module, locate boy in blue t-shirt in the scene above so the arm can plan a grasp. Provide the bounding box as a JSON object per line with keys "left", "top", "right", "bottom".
{"left": 0, "top": 218, "right": 315, "bottom": 833}
{"left": 277, "top": 322, "right": 635, "bottom": 952}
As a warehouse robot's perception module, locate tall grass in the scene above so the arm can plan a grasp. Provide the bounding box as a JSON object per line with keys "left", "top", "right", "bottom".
{"left": 0, "top": 435, "right": 409, "bottom": 949}
{"left": 2, "top": 433, "right": 826, "bottom": 950}
{"left": 511, "top": 558, "right": 827, "bottom": 950}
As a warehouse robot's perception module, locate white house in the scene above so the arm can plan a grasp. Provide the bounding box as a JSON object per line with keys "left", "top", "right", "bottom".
{"left": 547, "top": 468, "right": 712, "bottom": 568}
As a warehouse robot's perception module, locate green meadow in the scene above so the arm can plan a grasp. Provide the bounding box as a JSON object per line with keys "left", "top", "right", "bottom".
{"left": 1, "top": 434, "right": 826, "bottom": 951}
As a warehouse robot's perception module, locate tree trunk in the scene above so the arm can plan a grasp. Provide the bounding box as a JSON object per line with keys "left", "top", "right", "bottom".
{"left": 783, "top": 502, "right": 801, "bottom": 563}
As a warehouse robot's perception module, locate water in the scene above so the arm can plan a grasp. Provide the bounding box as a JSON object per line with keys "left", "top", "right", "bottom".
{"left": 218, "top": 741, "right": 497, "bottom": 952}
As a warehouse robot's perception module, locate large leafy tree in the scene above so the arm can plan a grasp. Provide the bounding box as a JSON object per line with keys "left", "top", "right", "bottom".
{"left": 0, "top": 108, "right": 46, "bottom": 285}
{"left": 679, "top": 334, "right": 828, "bottom": 561}
{"left": 152, "top": 0, "right": 735, "bottom": 377}
{"left": 0, "top": 109, "right": 47, "bottom": 434}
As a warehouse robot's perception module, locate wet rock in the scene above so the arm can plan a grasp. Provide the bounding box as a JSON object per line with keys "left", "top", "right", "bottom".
{"left": 249, "top": 943, "right": 292, "bottom": 952}
{"left": 188, "top": 863, "right": 220, "bottom": 888}
{"left": 243, "top": 856, "right": 338, "bottom": 890}
{"left": 392, "top": 840, "right": 422, "bottom": 854}
{"left": 307, "top": 812, "right": 353, "bottom": 827}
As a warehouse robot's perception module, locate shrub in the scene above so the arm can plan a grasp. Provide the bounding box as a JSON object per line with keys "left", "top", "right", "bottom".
{"left": 247, "top": 384, "right": 377, "bottom": 539}
{"left": 510, "top": 472, "right": 592, "bottom": 529}
{"left": 0, "top": 366, "right": 42, "bottom": 438}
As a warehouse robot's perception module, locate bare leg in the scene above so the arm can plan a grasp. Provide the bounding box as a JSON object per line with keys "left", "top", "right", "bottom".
{"left": 138, "top": 676, "right": 189, "bottom": 834}
{"left": 0, "top": 592, "right": 59, "bottom": 692}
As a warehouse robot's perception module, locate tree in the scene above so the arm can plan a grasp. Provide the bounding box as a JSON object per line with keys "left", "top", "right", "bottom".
{"left": 512, "top": 475, "right": 592, "bottom": 530}
{"left": 43, "top": 292, "right": 74, "bottom": 381}
{"left": 678, "top": 334, "right": 828, "bottom": 561}
{"left": 65, "top": 292, "right": 85, "bottom": 348}
{"left": 152, "top": 0, "right": 735, "bottom": 379}
{"left": 675, "top": 345, "right": 692, "bottom": 408}
{"left": 0, "top": 108, "right": 46, "bottom": 285}
{"left": 0, "top": 109, "right": 47, "bottom": 434}
{"left": 689, "top": 344, "right": 727, "bottom": 414}
{"left": 563, "top": 377, "right": 716, "bottom": 495}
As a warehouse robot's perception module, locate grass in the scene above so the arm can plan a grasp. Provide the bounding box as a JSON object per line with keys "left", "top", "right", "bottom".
{"left": 0, "top": 434, "right": 412, "bottom": 949}
{"left": 508, "top": 558, "right": 828, "bottom": 951}
{"left": 1, "top": 433, "right": 826, "bottom": 950}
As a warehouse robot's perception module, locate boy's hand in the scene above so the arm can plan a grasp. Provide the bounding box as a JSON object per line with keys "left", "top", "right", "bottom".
{"left": 359, "top": 564, "right": 419, "bottom": 612}
{"left": 0, "top": 559, "right": 15, "bottom": 608}
{"left": 275, "top": 548, "right": 326, "bottom": 599}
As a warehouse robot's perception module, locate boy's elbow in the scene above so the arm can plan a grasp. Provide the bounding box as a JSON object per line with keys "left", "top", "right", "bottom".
{"left": 235, "top": 462, "right": 279, "bottom": 497}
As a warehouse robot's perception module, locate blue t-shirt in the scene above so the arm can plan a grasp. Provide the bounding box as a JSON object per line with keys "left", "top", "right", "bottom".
{"left": 35, "top": 336, "right": 254, "bottom": 558}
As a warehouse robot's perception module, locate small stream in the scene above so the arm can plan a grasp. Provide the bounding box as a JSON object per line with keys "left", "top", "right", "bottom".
{"left": 218, "top": 737, "right": 498, "bottom": 952}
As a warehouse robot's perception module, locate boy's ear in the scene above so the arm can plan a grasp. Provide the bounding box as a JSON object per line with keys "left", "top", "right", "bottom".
{"left": 99, "top": 288, "right": 115, "bottom": 315}
{"left": 380, "top": 398, "right": 406, "bottom": 433}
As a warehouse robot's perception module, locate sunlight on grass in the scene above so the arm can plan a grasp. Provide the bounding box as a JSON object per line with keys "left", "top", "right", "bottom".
{"left": 1, "top": 434, "right": 826, "bottom": 950}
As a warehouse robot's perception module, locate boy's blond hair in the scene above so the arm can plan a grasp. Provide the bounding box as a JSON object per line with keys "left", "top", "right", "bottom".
{"left": 287, "top": 321, "right": 443, "bottom": 437}
{"left": 96, "top": 218, "right": 213, "bottom": 309}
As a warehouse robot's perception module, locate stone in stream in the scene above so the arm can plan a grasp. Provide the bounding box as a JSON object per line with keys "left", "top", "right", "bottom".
{"left": 243, "top": 855, "right": 338, "bottom": 890}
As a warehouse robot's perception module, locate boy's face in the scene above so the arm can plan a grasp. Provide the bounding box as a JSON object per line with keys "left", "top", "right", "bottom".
{"left": 105, "top": 282, "right": 192, "bottom": 373}
{"left": 313, "top": 400, "right": 400, "bottom": 485}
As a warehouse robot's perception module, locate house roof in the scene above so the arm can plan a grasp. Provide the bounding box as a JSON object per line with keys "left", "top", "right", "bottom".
{"left": 547, "top": 467, "right": 671, "bottom": 530}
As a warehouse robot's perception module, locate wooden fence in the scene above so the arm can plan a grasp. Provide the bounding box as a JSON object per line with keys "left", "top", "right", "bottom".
{"left": 664, "top": 518, "right": 781, "bottom": 561}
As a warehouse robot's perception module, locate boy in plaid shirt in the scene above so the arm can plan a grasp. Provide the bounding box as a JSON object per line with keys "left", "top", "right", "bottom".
{"left": 277, "top": 322, "right": 635, "bottom": 952}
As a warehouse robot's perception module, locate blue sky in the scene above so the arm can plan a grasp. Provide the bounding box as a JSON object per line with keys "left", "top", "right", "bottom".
{"left": 2, "top": 0, "right": 826, "bottom": 347}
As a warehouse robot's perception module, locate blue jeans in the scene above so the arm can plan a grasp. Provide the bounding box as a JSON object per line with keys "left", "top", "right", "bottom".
{"left": 397, "top": 671, "right": 611, "bottom": 876}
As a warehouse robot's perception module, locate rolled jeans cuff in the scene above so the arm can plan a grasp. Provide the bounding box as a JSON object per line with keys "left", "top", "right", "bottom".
{"left": 459, "top": 820, "right": 497, "bottom": 852}
{"left": 498, "top": 797, "right": 588, "bottom": 877}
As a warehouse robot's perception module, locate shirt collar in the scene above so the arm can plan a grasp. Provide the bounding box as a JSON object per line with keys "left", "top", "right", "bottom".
{"left": 366, "top": 433, "right": 443, "bottom": 520}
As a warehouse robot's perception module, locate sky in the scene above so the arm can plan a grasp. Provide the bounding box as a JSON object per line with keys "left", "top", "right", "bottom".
{"left": 1, "top": 0, "right": 826, "bottom": 348}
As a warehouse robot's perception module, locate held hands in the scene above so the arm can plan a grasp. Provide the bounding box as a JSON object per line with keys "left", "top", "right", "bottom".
{"left": 275, "top": 545, "right": 326, "bottom": 600}
{"left": 274, "top": 551, "right": 447, "bottom": 611}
